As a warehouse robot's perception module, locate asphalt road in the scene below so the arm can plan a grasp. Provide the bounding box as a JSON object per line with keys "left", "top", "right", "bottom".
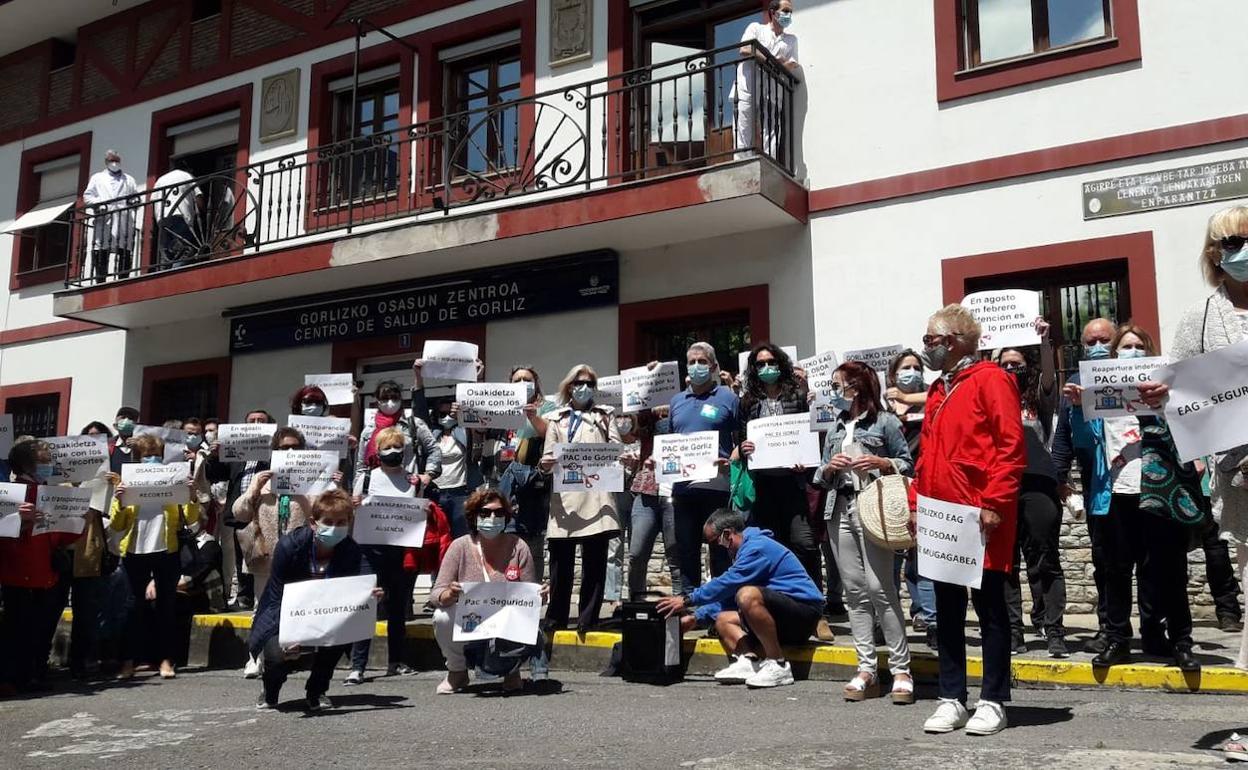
{"left": 1, "top": 668, "right": 1244, "bottom": 769}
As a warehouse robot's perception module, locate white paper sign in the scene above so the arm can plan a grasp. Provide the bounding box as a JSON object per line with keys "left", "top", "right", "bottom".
{"left": 34, "top": 485, "right": 93, "bottom": 536}
{"left": 453, "top": 581, "right": 542, "bottom": 645}
{"left": 135, "top": 425, "right": 189, "bottom": 464}
{"left": 354, "top": 495, "right": 430, "bottom": 547}
{"left": 0, "top": 481, "right": 27, "bottom": 538}
{"left": 456, "top": 383, "right": 527, "bottom": 431}
{"left": 46, "top": 435, "right": 109, "bottom": 484}
{"left": 653, "top": 431, "right": 719, "bottom": 484}
{"left": 809, "top": 395, "right": 840, "bottom": 431}
{"left": 746, "top": 413, "right": 821, "bottom": 470}
{"left": 797, "top": 350, "right": 840, "bottom": 399}
{"left": 1078, "top": 356, "right": 1169, "bottom": 418}
{"left": 843, "top": 344, "right": 904, "bottom": 373}
{"left": 121, "top": 462, "right": 191, "bottom": 507}
{"left": 288, "top": 415, "right": 352, "bottom": 458}
{"left": 621, "top": 362, "right": 681, "bottom": 414}
{"left": 915, "top": 494, "right": 986, "bottom": 589}
{"left": 963, "top": 290, "right": 1042, "bottom": 351}
{"left": 421, "top": 340, "right": 479, "bottom": 382}
{"left": 553, "top": 442, "right": 624, "bottom": 493}
{"left": 1154, "top": 340, "right": 1248, "bottom": 463}
{"left": 738, "top": 346, "right": 798, "bottom": 375}
{"left": 217, "top": 423, "right": 278, "bottom": 462}
{"left": 597, "top": 376, "right": 623, "bottom": 411}
{"left": 270, "top": 450, "right": 340, "bottom": 496}
{"left": 279, "top": 573, "right": 377, "bottom": 648}
{"left": 0, "top": 414, "right": 13, "bottom": 457}
{"left": 305, "top": 373, "right": 356, "bottom": 406}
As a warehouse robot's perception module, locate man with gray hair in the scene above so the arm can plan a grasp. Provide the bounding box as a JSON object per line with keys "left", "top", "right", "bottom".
{"left": 82, "top": 149, "right": 138, "bottom": 282}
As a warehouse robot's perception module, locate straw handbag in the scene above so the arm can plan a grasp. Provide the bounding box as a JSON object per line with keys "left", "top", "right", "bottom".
{"left": 858, "top": 474, "right": 915, "bottom": 550}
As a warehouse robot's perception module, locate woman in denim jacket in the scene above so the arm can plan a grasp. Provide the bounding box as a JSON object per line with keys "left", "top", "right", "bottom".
{"left": 815, "top": 361, "right": 914, "bottom": 704}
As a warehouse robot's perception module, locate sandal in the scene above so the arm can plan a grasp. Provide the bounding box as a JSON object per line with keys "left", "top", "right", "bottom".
{"left": 1226, "top": 733, "right": 1248, "bottom": 763}
{"left": 436, "top": 670, "right": 469, "bottom": 695}
{"left": 891, "top": 673, "right": 915, "bottom": 705}
{"left": 843, "top": 672, "right": 878, "bottom": 702}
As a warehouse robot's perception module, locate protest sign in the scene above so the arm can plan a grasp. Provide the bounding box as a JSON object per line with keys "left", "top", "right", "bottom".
{"left": 120, "top": 462, "right": 191, "bottom": 507}
{"left": 962, "top": 290, "right": 1042, "bottom": 350}
{"left": 279, "top": 574, "right": 377, "bottom": 647}
{"left": 33, "top": 486, "right": 93, "bottom": 536}
{"left": 270, "top": 450, "right": 340, "bottom": 496}
{"left": 0, "top": 482, "right": 26, "bottom": 538}
{"left": 135, "top": 424, "right": 189, "bottom": 463}
{"left": 809, "top": 395, "right": 840, "bottom": 431}
{"left": 738, "top": 345, "right": 797, "bottom": 375}
{"left": 46, "top": 435, "right": 109, "bottom": 484}
{"left": 1078, "top": 356, "right": 1169, "bottom": 418}
{"left": 453, "top": 581, "right": 542, "bottom": 645}
{"left": 653, "top": 431, "right": 719, "bottom": 485}
{"left": 844, "top": 344, "right": 904, "bottom": 390}
{"left": 0, "top": 414, "right": 12, "bottom": 457}
{"left": 217, "top": 423, "right": 278, "bottom": 462}
{"left": 797, "top": 351, "right": 839, "bottom": 399}
{"left": 1153, "top": 340, "right": 1248, "bottom": 462}
{"left": 915, "top": 495, "right": 985, "bottom": 589}
{"left": 746, "top": 413, "right": 821, "bottom": 470}
{"left": 354, "top": 495, "right": 431, "bottom": 547}
{"left": 621, "top": 362, "right": 681, "bottom": 414}
{"left": 596, "top": 376, "right": 623, "bottom": 411}
{"left": 421, "top": 340, "right": 479, "bottom": 382}
{"left": 456, "top": 383, "right": 527, "bottom": 431}
{"left": 553, "top": 443, "right": 624, "bottom": 493}
{"left": 288, "top": 415, "right": 352, "bottom": 458}
{"left": 305, "top": 372, "right": 356, "bottom": 405}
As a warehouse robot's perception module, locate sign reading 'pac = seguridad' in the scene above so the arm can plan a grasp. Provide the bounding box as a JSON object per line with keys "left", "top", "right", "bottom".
{"left": 453, "top": 581, "right": 542, "bottom": 645}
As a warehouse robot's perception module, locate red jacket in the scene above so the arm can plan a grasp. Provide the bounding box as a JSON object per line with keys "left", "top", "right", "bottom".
{"left": 402, "top": 501, "right": 453, "bottom": 575}
{"left": 0, "top": 483, "right": 80, "bottom": 589}
{"left": 913, "top": 361, "right": 1025, "bottom": 574}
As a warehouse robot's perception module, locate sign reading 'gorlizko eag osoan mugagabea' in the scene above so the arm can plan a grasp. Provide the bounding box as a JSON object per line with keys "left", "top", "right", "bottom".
{"left": 227, "top": 251, "right": 618, "bottom": 353}
{"left": 1082, "top": 157, "right": 1248, "bottom": 220}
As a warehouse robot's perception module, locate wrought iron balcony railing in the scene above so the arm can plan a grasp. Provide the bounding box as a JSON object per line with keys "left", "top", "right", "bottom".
{"left": 64, "top": 41, "right": 796, "bottom": 288}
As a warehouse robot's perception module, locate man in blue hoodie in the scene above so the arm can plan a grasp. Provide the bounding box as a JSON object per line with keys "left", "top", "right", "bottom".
{"left": 657, "top": 508, "right": 823, "bottom": 688}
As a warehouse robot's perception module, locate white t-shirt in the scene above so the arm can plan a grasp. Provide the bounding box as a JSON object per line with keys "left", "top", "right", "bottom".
{"left": 734, "top": 22, "right": 799, "bottom": 100}
{"left": 354, "top": 466, "right": 416, "bottom": 498}
{"left": 153, "top": 169, "right": 201, "bottom": 222}
{"left": 1103, "top": 416, "right": 1143, "bottom": 494}
{"left": 438, "top": 435, "right": 468, "bottom": 489}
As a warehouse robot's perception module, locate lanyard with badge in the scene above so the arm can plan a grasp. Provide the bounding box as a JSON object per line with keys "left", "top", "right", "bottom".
{"left": 568, "top": 411, "right": 585, "bottom": 442}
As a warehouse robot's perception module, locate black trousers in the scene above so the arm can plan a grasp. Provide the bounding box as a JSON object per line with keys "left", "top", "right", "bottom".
{"left": 750, "top": 473, "right": 821, "bottom": 589}
{"left": 1095, "top": 494, "right": 1194, "bottom": 647}
{"left": 546, "top": 531, "right": 613, "bottom": 632}
{"left": 350, "top": 545, "right": 416, "bottom": 669}
{"left": 671, "top": 491, "right": 731, "bottom": 592}
{"left": 122, "top": 552, "right": 181, "bottom": 663}
{"left": 0, "top": 585, "right": 61, "bottom": 687}
{"left": 1202, "top": 515, "right": 1242, "bottom": 621}
{"left": 261, "top": 636, "right": 348, "bottom": 703}
{"left": 1005, "top": 480, "right": 1068, "bottom": 635}
{"left": 935, "top": 570, "right": 1011, "bottom": 704}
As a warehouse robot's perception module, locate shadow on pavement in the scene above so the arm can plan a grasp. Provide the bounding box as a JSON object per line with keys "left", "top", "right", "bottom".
{"left": 1005, "top": 705, "right": 1074, "bottom": 727}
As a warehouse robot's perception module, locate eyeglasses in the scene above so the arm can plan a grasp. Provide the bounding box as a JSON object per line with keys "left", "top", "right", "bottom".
{"left": 1221, "top": 235, "right": 1248, "bottom": 251}
{"left": 921, "top": 334, "right": 949, "bottom": 347}
{"left": 1000, "top": 362, "right": 1027, "bottom": 373}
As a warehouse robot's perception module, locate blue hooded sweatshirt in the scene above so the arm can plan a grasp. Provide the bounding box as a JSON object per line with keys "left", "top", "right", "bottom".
{"left": 689, "top": 527, "right": 823, "bottom": 623}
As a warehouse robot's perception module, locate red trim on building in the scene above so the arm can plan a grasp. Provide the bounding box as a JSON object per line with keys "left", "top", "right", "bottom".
{"left": 140, "top": 356, "right": 233, "bottom": 424}
{"left": 9, "top": 132, "right": 93, "bottom": 290}
{"left": 0, "top": 319, "right": 104, "bottom": 346}
{"left": 933, "top": 0, "right": 1141, "bottom": 102}
{"left": 617, "top": 285, "right": 770, "bottom": 371}
{"left": 0, "top": 377, "right": 72, "bottom": 435}
{"left": 940, "top": 231, "right": 1159, "bottom": 345}
{"left": 809, "top": 112, "right": 1248, "bottom": 212}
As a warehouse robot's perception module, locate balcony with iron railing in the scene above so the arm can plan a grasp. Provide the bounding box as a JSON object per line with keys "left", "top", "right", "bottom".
{"left": 55, "top": 41, "right": 801, "bottom": 315}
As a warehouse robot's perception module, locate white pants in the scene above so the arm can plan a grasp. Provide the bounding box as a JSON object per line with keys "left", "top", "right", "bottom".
{"left": 1236, "top": 544, "right": 1248, "bottom": 669}
{"left": 433, "top": 608, "right": 467, "bottom": 671}
{"left": 734, "top": 97, "right": 782, "bottom": 160}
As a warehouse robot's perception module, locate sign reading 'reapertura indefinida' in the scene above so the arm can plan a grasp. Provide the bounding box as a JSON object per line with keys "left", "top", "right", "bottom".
{"left": 227, "top": 251, "right": 617, "bottom": 353}
{"left": 1082, "top": 157, "right": 1248, "bottom": 220}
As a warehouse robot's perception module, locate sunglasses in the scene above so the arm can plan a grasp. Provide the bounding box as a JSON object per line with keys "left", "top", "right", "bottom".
{"left": 1000, "top": 362, "right": 1027, "bottom": 373}
{"left": 480, "top": 506, "right": 505, "bottom": 514}
{"left": 572, "top": 380, "right": 596, "bottom": 387}
{"left": 754, "top": 360, "right": 777, "bottom": 369}
{"left": 1221, "top": 235, "right": 1248, "bottom": 252}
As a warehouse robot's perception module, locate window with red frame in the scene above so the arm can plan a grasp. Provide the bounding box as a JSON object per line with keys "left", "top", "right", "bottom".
{"left": 444, "top": 44, "right": 522, "bottom": 176}
{"left": 13, "top": 154, "right": 79, "bottom": 275}
{"left": 964, "top": 0, "right": 1113, "bottom": 68}
{"left": 7, "top": 392, "right": 62, "bottom": 438}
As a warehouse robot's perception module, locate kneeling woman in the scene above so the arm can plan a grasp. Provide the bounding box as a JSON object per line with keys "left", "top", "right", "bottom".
{"left": 431, "top": 489, "right": 538, "bottom": 694}
{"left": 248, "top": 490, "right": 381, "bottom": 711}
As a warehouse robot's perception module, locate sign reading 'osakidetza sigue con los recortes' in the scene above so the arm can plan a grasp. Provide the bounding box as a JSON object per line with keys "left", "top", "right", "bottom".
{"left": 227, "top": 252, "right": 618, "bottom": 353}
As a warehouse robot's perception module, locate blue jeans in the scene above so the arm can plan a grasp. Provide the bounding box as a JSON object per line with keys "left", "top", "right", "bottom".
{"left": 628, "top": 493, "right": 682, "bottom": 599}
{"left": 605, "top": 491, "right": 634, "bottom": 602}
{"left": 436, "top": 486, "right": 471, "bottom": 538}
{"left": 894, "top": 549, "right": 937, "bottom": 626}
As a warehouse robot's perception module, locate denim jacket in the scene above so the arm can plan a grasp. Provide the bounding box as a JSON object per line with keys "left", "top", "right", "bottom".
{"left": 816, "top": 409, "right": 914, "bottom": 487}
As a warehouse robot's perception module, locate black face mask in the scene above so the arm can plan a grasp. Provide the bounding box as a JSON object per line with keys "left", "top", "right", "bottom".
{"left": 1011, "top": 369, "right": 1028, "bottom": 392}
{"left": 379, "top": 450, "right": 404, "bottom": 467}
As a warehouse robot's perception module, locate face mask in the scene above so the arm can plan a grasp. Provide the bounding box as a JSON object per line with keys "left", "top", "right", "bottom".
{"left": 116, "top": 418, "right": 135, "bottom": 437}
{"left": 1083, "top": 342, "right": 1111, "bottom": 360}
{"left": 315, "top": 522, "right": 348, "bottom": 548}
{"left": 300, "top": 402, "right": 326, "bottom": 417}
{"left": 920, "top": 343, "right": 949, "bottom": 372}
{"left": 204, "top": 430, "right": 218, "bottom": 444}
{"left": 476, "top": 515, "right": 506, "bottom": 539}
{"left": 379, "top": 449, "right": 404, "bottom": 467}
{"left": 1221, "top": 245, "right": 1248, "bottom": 283}
{"left": 830, "top": 394, "right": 852, "bottom": 412}
{"left": 571, "top": 384, "right": 595, "bottom": 406}
{"left": 1117, "top": 347, "right": 1147, "bottom": 359}
{"left": 757, "top": 364, "right": 781, "bottom": 384}
{"left": 688, "top": 363, "right": 712, "bottom": 386}
{"left": 106, "top": 161, "right": 122, "bottom": 173}
{"left": 777, "top": 11, "right": 792, "bottom": 28}
{"left": 35, "top": 463, "right": 55, "bottom": 481}
{"left": 185, "top": 435, "right": 203, "bottom": 450}
{"left": 379, "top": 399, "right": 402, "bottom": 416}
{"left": 439, "top": 415, "right": 457, "bottom": 431}
{"left": 142, "top": 455, "right": 162, "bottom": 464}
{"left": 897, "top": 369, "right": 925, "bottom": 392}
{"left": 1011, "top": 369, "right": 1029, "bottom": 390}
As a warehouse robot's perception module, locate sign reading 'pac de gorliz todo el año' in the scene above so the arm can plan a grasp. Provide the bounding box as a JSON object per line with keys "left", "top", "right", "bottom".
{"left": 1082, "top": 157, "right": 1248, "bottom": 220}
{"left": 227, "top": 251, "right": 618, "bottom": 353}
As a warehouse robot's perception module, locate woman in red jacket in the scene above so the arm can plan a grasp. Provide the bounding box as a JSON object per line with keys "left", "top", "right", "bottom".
{"left": 912, "top": 304, "right": 1025, "bottom": 738}
{"left": 0, "top": 440, "right": 82, "bottom": 696}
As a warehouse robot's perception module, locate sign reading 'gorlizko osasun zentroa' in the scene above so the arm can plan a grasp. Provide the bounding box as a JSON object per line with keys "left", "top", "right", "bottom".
{"left": 227, "top": 251, "right": 617, "bottom": 353}
{"left": 1082, "top": 157, "right": 1248, "bottom": 220}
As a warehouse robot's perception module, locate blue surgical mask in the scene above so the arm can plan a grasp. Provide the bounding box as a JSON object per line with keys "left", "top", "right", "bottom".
{"left": 688, "top": 363, "right": 712, "bottom": 386}
{"left": 896, "top": 369, "right": 925, "bottom": 392}
{"left": 830, "top": 394, "right": 852, "bottom": 412}
{"left": 476, "top": 514, "right": 506, "bottom": 539}
{"left": 186, "top": 435, "right": 203, "bottom": 450}
{"left": 757, "top": 365, "right": 781, "bottom": 384}
{"left": 1083, "top": 342, "right": 1111, "bottom": 360}
{"left": 571, "top": 384, "right": 595, "bottom": 406}
{"left": 35, "top": 463, "right": 55, "bottom": 481}
{"left": 439, "top": 415, "right": 457, "bottom": 431}
{"left": 1116, "top": 347, "right": 1147, "bottom": 359}
{"left": 777, "top": 11, "right": 792, "bottom": 29}
{"left": 142, "top": 455, "right": 162, "bottom": 464}
{"left": 315, "top": 522, "right": 348, "bottom": 548}
{"left": 1221, "top": 245, "right": 1248, "bottom": 283}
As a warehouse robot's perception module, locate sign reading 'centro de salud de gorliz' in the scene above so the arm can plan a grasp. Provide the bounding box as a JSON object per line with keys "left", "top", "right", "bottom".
{"left": 1082, "top": 157, "right": 1248, "bottom": 220}
{"left": 227, "top": 251, "right": 618, "bottom": 353}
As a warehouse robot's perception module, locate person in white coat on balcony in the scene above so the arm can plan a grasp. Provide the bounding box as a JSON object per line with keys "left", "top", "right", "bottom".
{"left": 82, "top": 149, "right": 139, "bottom": 282}
{"left": 733, "top": 0, "right": 799, "bottom": 161}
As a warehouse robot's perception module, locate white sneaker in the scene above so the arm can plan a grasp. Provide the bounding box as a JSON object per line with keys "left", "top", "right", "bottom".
{"left": 923, "top": 698, "right": 970, "bottom": 733}
{"left": 965, "top": 700, "right": 1008, "bottom": 736}
{"left": 243, "top": 654, "right": 262, "bottom": 679}
{"left": 713, "top": 655, "right": 760, "bottom": 684}
{"left": 745, "top": 659, "right": 794, "bottom": 689}
{"left": 343, "top": 669, "right": 364, "bottom": 686}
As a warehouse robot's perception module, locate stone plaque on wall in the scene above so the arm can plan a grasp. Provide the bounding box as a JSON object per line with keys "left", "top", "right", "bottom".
{"left": 1082, "top": 157, "right": 1248, "bottom": 219}
{"left": 550, "top": 0, "right": 591, "bottom": 67}
{"left": 259, "top": 68, "right": 300, "bottom": 143}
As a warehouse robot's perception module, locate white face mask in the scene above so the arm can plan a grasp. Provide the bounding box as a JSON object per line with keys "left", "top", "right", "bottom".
{"left": 378, "top": 399, "right": 402, "bottom": 416}
{"left": 106, "top": 160, "right": 122, "bottom": 173}
{"left": 300, "top": 402, "right": 326, "bottom": 416}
